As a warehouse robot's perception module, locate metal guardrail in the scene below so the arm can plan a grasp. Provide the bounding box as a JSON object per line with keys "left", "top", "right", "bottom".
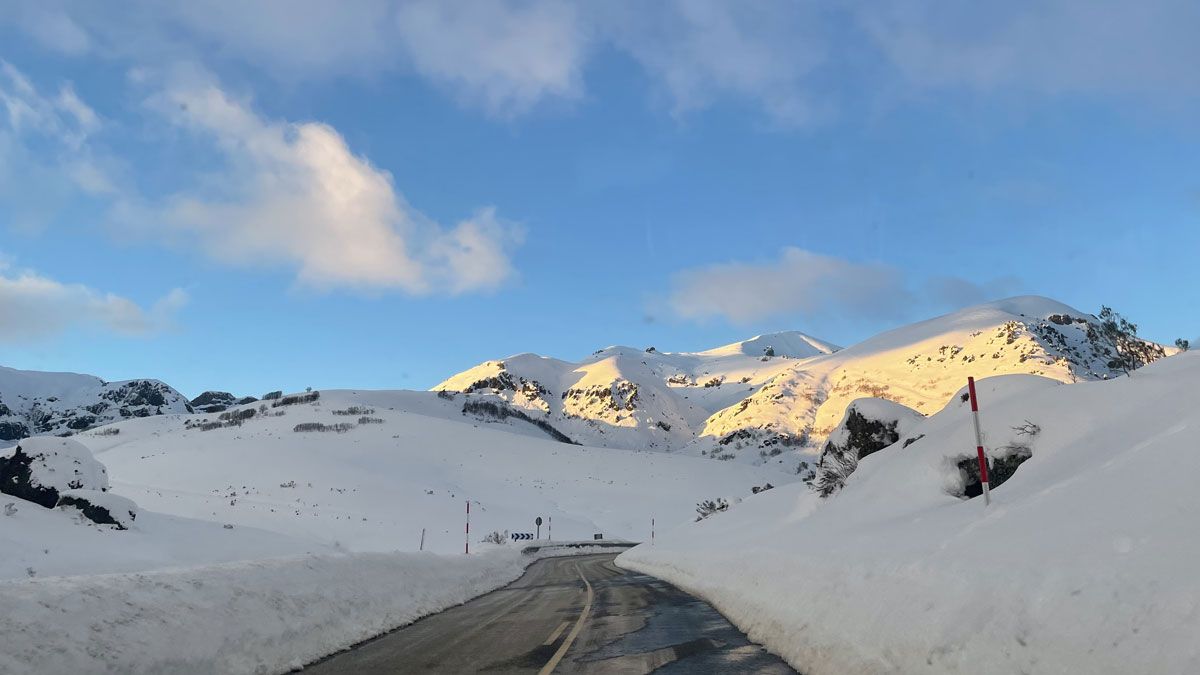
{"left": 520, "top": 541, "right": 640, "bottom": 555}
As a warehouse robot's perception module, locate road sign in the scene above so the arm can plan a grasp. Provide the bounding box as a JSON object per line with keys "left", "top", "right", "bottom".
{"left": 512, "top": 532, "right": 535, "bottom": 541}
{"left": 536, "top": 516, "right": 543, "bottom": 539}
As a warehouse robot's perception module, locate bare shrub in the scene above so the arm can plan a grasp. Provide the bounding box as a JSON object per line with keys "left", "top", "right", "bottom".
{"left": 293, "top": 422, "right": 354, "bottom": 433}
{"left": 695, "top": 498, "right": 730, "bottom": 521}
{"left": 333, "top": 406, "right": 375, "bottom": 416}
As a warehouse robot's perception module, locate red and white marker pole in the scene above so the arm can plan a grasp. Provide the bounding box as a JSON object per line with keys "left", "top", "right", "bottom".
{"left": 966, "top": 377, "right": 991, "bottom": 506}
{"left": 548, "top": 516, "right": 552, "bottom": 542}
{"left": 465, "top": 501, "right": 470, "bottom": 554}
{"left": 651, "top": 517, "right": 655, "bottom": 546}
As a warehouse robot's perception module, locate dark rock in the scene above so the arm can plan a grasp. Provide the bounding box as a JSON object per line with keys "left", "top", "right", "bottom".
{"left": 0, "top": 421, "right": 29, "bottom": 442}
{"left": 0, "top": 446, "right": 59, "bottom": 508}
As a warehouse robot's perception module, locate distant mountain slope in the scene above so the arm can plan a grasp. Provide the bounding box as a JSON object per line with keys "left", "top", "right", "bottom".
{"left": 0, "top": 366, "right": 192, "bottom": 443}
{"left": 435, "top": 331, "right": 836, "bottom": 453}
{"left": 70, "top": 389, "right": 780, "bottom": 555}
{"left": 436, "top": 297, "right": 1170, "bottom": 469}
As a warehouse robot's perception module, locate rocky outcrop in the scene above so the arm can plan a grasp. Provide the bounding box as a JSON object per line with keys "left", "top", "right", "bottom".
{"left": 190, "top": 391, "right": 258, "bottom": 414}
{"left": 813, "top": 399, "right": 924, "bottom": 497}
{"left": 56, "top": 489, "right": 138, "bottom": 530}
{"left": 0, "top": 367, "right": 193, "bottom": 439}
{"left": 0, "top": 437, "right": 110, "bottom": 508}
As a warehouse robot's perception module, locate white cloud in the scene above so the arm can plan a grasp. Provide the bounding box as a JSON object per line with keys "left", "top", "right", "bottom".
{"left": 1, "top": 60, "right": 99, "bottom": 147}
{"left": 144, "top": 69, "right": 520, "bottom": 293}
{"left": 925, "top": 276, "right": 1023, "bottom": 310}
{"left": 600, "top": 0, "right": 828, "bottom": 125}
{"left": 668, "top": 247, "right": 1023, "bottom": 325}
{"left": 668, "top": 247, "right": 912, "bottom": 324}
{"left": 12, "top": 1, "right": 1200, "bottom": 123}
{"left": 857, "top": 0, "right": 1200, "bottom": 102}
{"left": 1, "top": 61, "right": 521, "bottom": 294}
{"left": 395, "top": 0, "right": 586, "bottom": 117}
{"left": 0, "top": 61, "right": 109, "bottom": 230}
{"left": 0, "top": 261, "right": 187, "bottom": 342}
{"left": 10, "top": 6, "right": 91, "bottom": 56}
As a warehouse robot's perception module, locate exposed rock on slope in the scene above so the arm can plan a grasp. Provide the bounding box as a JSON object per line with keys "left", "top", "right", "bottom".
{"left": 0, "top": 437, "right": 110, "bottom": 508}
{"left": 437, "top": 297, "right": 1169, "bottom": 468}
{"left": 812, "top": 398, "right": 925, "bottom": 497}
{"left": 190, "top": 391, "right": 258, "bottom": 414}
{"left": 695, "top": 297, "right": 1168, "bottom": 461}
{"left": 0, "top": 367, "right": 192, "bottom": 441}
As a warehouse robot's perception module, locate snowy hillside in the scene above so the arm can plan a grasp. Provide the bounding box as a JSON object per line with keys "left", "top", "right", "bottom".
{"left": 56, "top": 388, "right": 780, "bottom": 561}
{"left": 0, "top": 366, "right": 191, "bottom": 444}
{"left": 436, "top": 297, "right": 1169, "bottom": 469}
{"left": 619, "top": 350, "right": 1200, "bottom": 675}
{"left": 434, "top": 331, "right": 839, "bottom": 455}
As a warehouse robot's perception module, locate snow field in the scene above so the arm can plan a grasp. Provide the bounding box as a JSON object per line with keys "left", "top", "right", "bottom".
{"left": 619, "top": 352, "right": 1200, "bottom": 674}
{"left": 0, "top": 545, "right": 613, "bottom": 675}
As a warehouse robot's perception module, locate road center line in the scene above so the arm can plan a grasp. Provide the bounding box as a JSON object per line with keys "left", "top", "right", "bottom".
{"left": 543, "top": 621, "right": 571, "bottom": 646}
{"left": 538, "top": 563, "right": 594, "bottom": 675}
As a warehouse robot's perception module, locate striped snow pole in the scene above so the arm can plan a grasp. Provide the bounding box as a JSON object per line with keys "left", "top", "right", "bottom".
{"left": 967, "top": 377, "right": 991, "bottom": 505}
{"left": 465, "top": 501, "right": 470, "bottom": 555}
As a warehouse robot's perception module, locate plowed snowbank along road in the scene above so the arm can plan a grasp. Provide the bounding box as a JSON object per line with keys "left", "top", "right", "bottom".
{"left": 305, "top": 553, "right": 795, "bottom": 674}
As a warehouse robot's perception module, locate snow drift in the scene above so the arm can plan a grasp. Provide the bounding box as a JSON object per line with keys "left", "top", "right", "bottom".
{"left": 0, "top": 548, "right": 532, "bottom": 675}
{"left": 619, "top": 351, "right": 1200, "bottom": 675}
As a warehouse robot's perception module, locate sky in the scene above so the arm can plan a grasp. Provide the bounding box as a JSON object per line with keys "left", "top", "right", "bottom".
{"left": 1, "top": 1, "right": 1198, "bottom": 398}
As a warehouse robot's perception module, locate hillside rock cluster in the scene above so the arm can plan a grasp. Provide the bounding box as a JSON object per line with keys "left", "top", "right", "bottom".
{"left": 436, "top": 297, "right": 1171, "bottom": 467}
{"left": 0, "top": 437, "right": 137, "bottom": 529}
{"left": 0, "top": 367, "right": 192, "bottom": 442}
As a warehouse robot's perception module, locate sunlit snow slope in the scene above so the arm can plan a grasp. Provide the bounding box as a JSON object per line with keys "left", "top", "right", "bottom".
{"left": 437, "top": 297, "right": 1168, "bottom": 469}
{"left": 620, "top": 350, "right": 1200, "bottom": 675}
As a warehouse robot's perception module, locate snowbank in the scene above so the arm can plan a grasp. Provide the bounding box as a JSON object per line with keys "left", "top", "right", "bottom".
{"left": 0, "top": 548, "right": 531, "bottom": 675}
{"left": 0, "top": 437, "right": 109, "bottom": 507}
{"left": 55, "top": 489, "right": 139, "bottom": 529}
{"left": 619, "top": 352, "right": 1200, "bottom": 674}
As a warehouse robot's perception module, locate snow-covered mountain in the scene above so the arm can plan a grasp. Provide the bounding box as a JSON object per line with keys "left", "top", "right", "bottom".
{"left": 436, "top": 297, "right": 1169, "bottom": 468}
{"left": 435, "top": 331, "right": 840, "bottom": 455}
{"left": 619, "top": 350, "right": 1200, "bottom": 675}
{"left": 0, "top": 367, "right": 192, "bottom": 444}
{"left": 55, "top": 388, "right": 779, "bottom": 560}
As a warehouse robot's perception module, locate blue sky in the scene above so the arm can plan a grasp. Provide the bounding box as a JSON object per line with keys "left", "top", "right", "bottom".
{"left": 1, "top": 1, "right": 1198, "bottom": 398}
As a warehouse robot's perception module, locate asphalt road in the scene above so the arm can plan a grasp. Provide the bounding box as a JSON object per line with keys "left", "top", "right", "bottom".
{"left": 304, "top": 552, "right": 796, "bottom": 674}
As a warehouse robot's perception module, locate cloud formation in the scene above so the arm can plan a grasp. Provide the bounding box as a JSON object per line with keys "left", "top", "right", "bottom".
{"left": 0, "top": 60, "right": 110, "bottom": 230}
{"left": 668, "top": 247, "right": 1021, "bottom": 325}
{"left": 0, "top": 261, "right": 187, "bottom": 343}
{"left": 395, "top": 0, "right": 586, "bottom": 116}
{"left": 145, "top": 71, "right": 521, "bottom": 293}
{"left": 9, "top": 1, "right": 1198, "bottom": 123}
{"left": 3, "top": 62, "right": 521, "bottom": 294}
{"left": 669, "top": 247, "right": 913, "bottom": 324}
{"left": 599, "top": 0, "right": 827, "bottom": 124}
{"left": 859, "top": 0, "right": 1200, "bottom": 102}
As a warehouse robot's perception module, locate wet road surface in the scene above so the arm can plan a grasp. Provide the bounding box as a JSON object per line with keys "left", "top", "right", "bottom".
{"left": 304, "top": 553, "right": 795, "bottom": 674}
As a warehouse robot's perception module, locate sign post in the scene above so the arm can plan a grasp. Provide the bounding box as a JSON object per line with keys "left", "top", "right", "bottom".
{"left": 536, "top": 516, "right": 543, "bottom": 539}
{"left": 967, "top": 377, "right": 991, "bottom": 506}
{"left": 420, "top": 527, "right": 426, "bottom": 552}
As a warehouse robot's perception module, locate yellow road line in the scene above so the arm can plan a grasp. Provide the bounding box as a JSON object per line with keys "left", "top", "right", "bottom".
{"left": 543, "top": 621, "right": 571, "bottom": 646}
{"left": 538, "top": 564, "right": 594, "bottom": 675}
